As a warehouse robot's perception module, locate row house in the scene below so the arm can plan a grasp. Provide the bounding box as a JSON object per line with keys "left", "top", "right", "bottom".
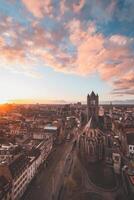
{"left": 9, "top": 154, "right": 29, "bottom": 200}
{"left": 44, "top": 125, "right": 59, "bottom": 144}
{"left": 0, "top": 149, "right": 42, "bottom": 200}
{"left": 36, "top": 139, "right": 52, "bottom": 162}
{"left": 27, "top": 149, "right": 41, "bottom": 184}
{"left": 0, "top": 149, "right": 45, "bottom": 200}
{"left": 0, "top": 154, "right": 29, "bottom": 200}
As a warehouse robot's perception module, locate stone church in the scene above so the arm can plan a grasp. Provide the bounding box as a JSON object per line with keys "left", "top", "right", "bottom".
{"left": 79, "top": 91, "right": 105, "bottom": 163}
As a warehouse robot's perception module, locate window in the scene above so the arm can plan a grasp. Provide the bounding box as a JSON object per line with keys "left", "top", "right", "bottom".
{"left": 91, "top": 100, "right": 95, "bottom": 105}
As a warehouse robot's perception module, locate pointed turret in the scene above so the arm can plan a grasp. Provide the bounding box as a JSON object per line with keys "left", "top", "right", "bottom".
{"left": 91, "top": 91, "right": 95, "bottom": 97}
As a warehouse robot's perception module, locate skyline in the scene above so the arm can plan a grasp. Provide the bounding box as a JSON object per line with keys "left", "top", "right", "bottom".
{"left": 0, "top": 0, "right": 134, "bottom": 104}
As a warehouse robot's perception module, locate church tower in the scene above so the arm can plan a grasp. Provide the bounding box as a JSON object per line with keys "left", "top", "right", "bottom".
{"left": 87, "top": 91, "right": 99, "bottom": 121}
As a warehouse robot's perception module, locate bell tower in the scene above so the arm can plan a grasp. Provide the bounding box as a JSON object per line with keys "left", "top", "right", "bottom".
{"left": 87, "top": 91, "right": 99, "bottom": 121}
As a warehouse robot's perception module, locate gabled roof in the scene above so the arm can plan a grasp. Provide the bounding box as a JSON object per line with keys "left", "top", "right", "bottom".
{"left": 88, "top": 116, "right": 98, "bottom": 129}
{"left": 84, "top": 116, "right": 98, "bottom": 132}
{"left": 9, "top": 154, "right": 29, "bottom": 179}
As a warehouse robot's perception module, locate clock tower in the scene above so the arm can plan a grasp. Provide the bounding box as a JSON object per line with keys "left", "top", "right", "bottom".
{"left": 87, "top": 91, "right": 99, "bottom": 121}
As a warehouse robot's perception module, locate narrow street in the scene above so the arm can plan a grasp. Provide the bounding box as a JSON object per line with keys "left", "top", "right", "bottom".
{"left": 21, "top": 140, "right": 74, "bottom": 200}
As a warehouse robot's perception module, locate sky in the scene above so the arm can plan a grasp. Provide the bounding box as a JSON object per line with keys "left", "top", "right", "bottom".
{"left": 0, "top": 0, "right": 134, "bottom": 104}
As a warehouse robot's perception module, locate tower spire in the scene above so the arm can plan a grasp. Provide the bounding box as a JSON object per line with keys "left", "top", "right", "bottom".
{"left": 87, "top": 91, "right": 99, "bottom": 121}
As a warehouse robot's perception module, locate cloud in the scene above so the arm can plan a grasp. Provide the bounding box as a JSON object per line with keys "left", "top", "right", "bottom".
{"left": 109, "top": 35, "right": 134, "bottom": 46}
{"left": 19, "top": 0, "right": 134, "bottom": 24}
{"left": 60, "top": 0, "right": 85, "bottom": 15}
{"left": 113, "top": 71, "right": 134, "bottom": 95}
{"left": 0, "top": 17, "right": 41, "bottom": 77}
{"left": 66, "top": 19, "right": 134, "bottom": 81}
{"left": 0, "top": 15, "right": 134, "bottom": 83}
{"left": 0, "top": 36, "right": 5, "bottom": 47}
{"left": 22, "top": 0, "right": 53, "bottom": 18}
{"left": 78, "top": 0, "right": 116, "bottom": 23}
{"left": 0, "top": 44, "right": 41, "bottom": 78}
{"left": 73, "top": 0, "right": 85, "bottom": 13}
{"left": 0, "top": 1, "right": 134, "bottom": 97}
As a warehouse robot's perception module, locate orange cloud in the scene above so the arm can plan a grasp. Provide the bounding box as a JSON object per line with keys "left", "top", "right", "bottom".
{"left": 66, "top": 19, "right": 133, "bottom": 80}
{"left": 0, "top": 36, "right": 5, "bottom": 47}
{"left": 22, "top": 0, "right": 53, "bottom": 18}
{"left": 0, "top": 32, "right": 41, "bottom": 77}
{"left": 113, "top": 71, "right": 134, "bottom": 95}
{"left": 0, "top": 15, "right": 134, "bottom": 96}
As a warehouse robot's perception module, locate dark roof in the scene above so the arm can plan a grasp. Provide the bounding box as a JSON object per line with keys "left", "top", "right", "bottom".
{"left": 28, "top": 148, "right": 41, "bottom": 158}
{"left": 88, "top": 116, "right": 98, "bottom": 129}
{"left": 127, "top": 133, "right": 134, "bottom": 145}
{"left": 0, "top": 176, "right": 8, "bottom": 188}
{"left": 83, "top": 116, "right": 99, "bottom": 134}
{"left": 9, "top": 154, "right": 29, "bottom": 178}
